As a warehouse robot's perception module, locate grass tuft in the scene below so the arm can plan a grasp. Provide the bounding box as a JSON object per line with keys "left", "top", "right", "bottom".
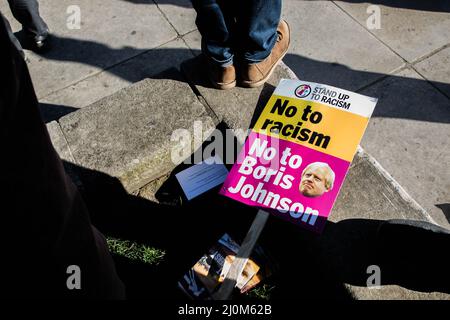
{"left": 107, "top": 237, "right": 165, "bottom": 265}
{"left": 245, "top": 284, "right": 275, "bottom": 301}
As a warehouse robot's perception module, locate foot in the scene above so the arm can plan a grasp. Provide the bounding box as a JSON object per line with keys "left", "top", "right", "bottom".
{"left": 240, "top": 20, "right": 290, "bottom": 88}
{"left": 205, "top": 57, "right": 236, "bottom": 90}
{"left": 25, "top": 28, "right": 51, "bottom": 52}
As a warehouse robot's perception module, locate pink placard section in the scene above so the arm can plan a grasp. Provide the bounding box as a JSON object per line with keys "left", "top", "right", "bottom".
{"left": 220, "top": 132, "right": 350, "bottom": 233}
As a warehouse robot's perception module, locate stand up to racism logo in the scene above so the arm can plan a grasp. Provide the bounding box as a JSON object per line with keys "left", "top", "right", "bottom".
{"left": 295, "top": 84, "right": 312, "bottom": 98}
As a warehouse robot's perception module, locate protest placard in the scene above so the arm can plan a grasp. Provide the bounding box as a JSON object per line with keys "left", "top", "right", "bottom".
{"left": 220, "top": 79, "right": 377, "bottom": 233}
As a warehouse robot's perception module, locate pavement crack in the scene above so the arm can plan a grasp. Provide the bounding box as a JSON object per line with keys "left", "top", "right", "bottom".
{"left": 152, "top": 0, "right": 181, "bottom": 37}
{"left": 409, "top": 43, "right": 450, "bottom": 66}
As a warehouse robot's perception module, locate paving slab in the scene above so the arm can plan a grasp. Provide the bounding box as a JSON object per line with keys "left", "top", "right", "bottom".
{"left": 415, "top": 46, "right": 450, "bottom": 98}
{"left": 334, "top": 1, "right": 450, "bottom": 63}
{"left": 1, "top": 0, "right": 177, "bottom": 99}
{"left": 360, "top": 68, "right": 450, "bottom": 228}
{"left": 154, "top": 0, "right": 197, "bottom": 36}
{"left": 280, "top": 0, "right": 404, "bottom": 91}
{"left": 58, "top": 72, "right": 218, "bottom": 192}
{"left": 41, "top": 38, "right": 194, "bottom": 115}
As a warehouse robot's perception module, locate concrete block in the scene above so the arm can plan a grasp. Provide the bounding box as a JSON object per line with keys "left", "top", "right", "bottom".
{"left": 59, "top": 72, "right": 218, "bottom": 192}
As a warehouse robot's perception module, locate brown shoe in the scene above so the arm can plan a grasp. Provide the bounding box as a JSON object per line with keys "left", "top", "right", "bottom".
{"left": 240, "top": 20, "right": 290, "bottom": 88}
{"left": 205, "top": 58, "right": 236, "bottom": 90}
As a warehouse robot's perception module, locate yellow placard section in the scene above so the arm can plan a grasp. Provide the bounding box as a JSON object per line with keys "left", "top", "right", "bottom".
{"left": 253, "top": 95, "right": 369, "bottom": 161}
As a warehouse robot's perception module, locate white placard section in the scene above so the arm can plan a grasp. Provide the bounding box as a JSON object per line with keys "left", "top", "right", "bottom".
{"left": 176, "top": 156, "right": 229, "bottom": 200}
{"left": 274, "top": 79, "right": 377, "bottom": 118}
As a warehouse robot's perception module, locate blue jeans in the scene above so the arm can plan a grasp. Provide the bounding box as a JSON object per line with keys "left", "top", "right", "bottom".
{"left": 192, "top": 0, "right": 282, "bottom": 67}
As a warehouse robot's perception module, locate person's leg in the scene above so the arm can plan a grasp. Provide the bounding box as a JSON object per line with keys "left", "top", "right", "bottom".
{"left": 191, "top": 0, "right": 236, "bottom": 89}
{"left": 7, "top": 0, "right": 49, "bottom": 48}
{"left": 237, "top": 0, "right": 290, "bottom": 88}
{"left": 236, "top": 0, "right": 282, "bottom": 63}
{"left": 0, "top": 13, "right": 124, "bottom": 299}
{"left": 192, "top": 0, "right": 234, "bottom": 66}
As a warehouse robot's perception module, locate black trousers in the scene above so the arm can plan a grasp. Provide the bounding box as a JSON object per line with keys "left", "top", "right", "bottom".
{"left": 0, "top": 13, "right": 125, "bottom": 299}
{"left": 7, "top": 0, "right": 48, "bottom": 35}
